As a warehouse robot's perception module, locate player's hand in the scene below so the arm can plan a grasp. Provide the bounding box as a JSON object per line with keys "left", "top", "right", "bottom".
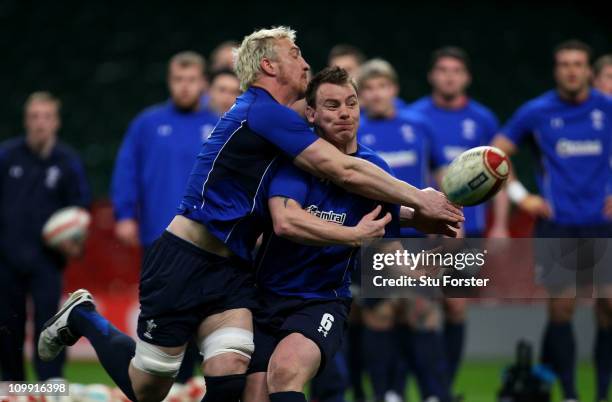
{"left": 409, "top": 208, "right": 460, "bottom": 237}
{"left": 415, "top": 187, "right": 464, "bottom": 225}
{"left": 115, "top": 219, "right": 140, "bottom": 247}
{"left": 354, "top": 205, "right": 392, "bottom": 243}
{"left": 604, "top": 195, "right": 612, "bottom": 219}
{"left": 57, "top": 237, "right": 85, "bottom": 259}
{"left": 519, "top": 194, "right": 552, "bottom": 218}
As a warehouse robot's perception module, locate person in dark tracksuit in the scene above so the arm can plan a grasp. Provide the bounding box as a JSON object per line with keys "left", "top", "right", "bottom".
{"left": 111, "top": 52, "right": 238, "bottom": 384}
{"left": 0, "top": 91, "right": 90, "bottom": 380}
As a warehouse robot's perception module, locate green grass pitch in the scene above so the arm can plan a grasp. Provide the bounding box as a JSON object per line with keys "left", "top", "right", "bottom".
{"left": 27, "top": 360, "right": 597, "bottom": 401}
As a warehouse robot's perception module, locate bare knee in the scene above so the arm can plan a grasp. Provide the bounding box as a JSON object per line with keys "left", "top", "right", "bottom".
{"left": 267, "top": 334, "right": 319, "bottom": 393}
{"left": 267, "top": 356, "right": 303, "bottom": 393}
{"left": 129, "top": 362, "right": 174, "bottom": 402}
{"left": 202, "top": 351, "right": 250, "bottom": 376}
{"left": 548, "top": 298, "right": 575, "bottom": 323}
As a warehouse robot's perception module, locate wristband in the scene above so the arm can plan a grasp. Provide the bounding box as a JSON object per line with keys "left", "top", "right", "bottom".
{"left": 507, "top": 180, "right": 528, "bottom": 204}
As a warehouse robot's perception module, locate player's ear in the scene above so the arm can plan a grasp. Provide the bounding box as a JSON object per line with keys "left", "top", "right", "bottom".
{"left": 260, "top": 57, "right": 277, "bottom": 77}
{"left": 305, "top": 105, "right": 316, "bottom": 124}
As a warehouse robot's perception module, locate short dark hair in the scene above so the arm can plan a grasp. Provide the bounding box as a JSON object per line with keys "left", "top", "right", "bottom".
{"left": 328, "top": 44, "right": 366, "bottom": 65}
{"left": 209, "top": 68, "right": 238, "bottom": 85}
{"left": 594, "top": 54, "right": 612, "bottom": 77}
{"left": 553, "top": 39, "right": 593, "bottom": 63}
{"left": 430, "top": 46, "right": 471, "bottom": 72}
{"left": 305, "top": 66, "right": 357, "bottom": 108}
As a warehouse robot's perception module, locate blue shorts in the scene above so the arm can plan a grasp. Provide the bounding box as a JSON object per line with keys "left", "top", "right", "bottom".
{"left": 535, "top": 220, "right": 612, "bottom": 238}
{"left": 137, "top": 231, "right": 256, "bottom": 347}
{"left": 248, "top": 292, "right": 350, "bottom": 375}
{"left": 534, "top": 220, "right": 612, "bottom": 294}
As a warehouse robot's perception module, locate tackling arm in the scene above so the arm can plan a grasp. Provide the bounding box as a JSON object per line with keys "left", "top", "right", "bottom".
{"left": 269, "top": 196, "right": 390, "bottom": 247}
{"left": 294, "top": 138, "right": 464, "bottom": 225}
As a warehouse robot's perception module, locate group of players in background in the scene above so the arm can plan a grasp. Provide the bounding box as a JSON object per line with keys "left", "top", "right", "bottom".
{"left": 2, "top": 26, "right": 612, "bottom": 402}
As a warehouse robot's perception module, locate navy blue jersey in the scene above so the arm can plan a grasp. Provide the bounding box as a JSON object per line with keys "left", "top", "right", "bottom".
{"left": 410, "top": 96, "right": 499, "bottom": 234}
{"left": 254, "top": 145, "right": 400, "bottom": 299}
{"left": 111, "top": 101, "right": 220, "bottom": 246}
{"left": 0, "top": 138, "right": 90, "bottom": 271}
{"left": 500, "top": 89, "right": 612, "bottom": 225}
{"left": 358, "top": 111, "right": 431, "bottom": 236}
{"left": 178, "top": 87, "right": 319, "bottom": 261}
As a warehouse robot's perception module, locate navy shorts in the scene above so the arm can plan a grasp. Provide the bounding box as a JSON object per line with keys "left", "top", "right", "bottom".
{"left": 534, "top": 220, "right": 612, "bottom": 294}
{"left": 248, "top": 292, "right": 350, "bottom": 375}
{"left": 136, "top": 231, "right": 256, "bottom": 347}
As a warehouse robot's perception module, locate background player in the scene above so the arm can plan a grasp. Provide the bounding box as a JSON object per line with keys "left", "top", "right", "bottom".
{"left": 0, "top": 92, "right": 90, "bottom": 380}
{"left": 328, "top": 44, "right": 366, "bottom": 80}
{"left": 594, "top": 54, "right": 612, "bottom": 95}
{"left": 410, "top": 46, "right": 508, "bottom": 396}
{"left": 39, "top": 26, "right": 463, "bottom": 402}
{"left": 209, "top": 40, "right": 239, "bottom": 73}
{"left": 356, "top": 58, "right": 439, "bottom": 402}
{"left": 112, "top": 51, "right": 217, "bottom": 249}
{"left": 206, "top": 69, "right": 241, "bottom": 117}
{"left": 492, "top": 40, "right": 612, "bottom": 402}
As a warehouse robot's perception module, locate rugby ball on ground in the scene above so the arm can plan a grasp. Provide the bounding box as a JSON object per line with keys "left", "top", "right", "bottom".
{"left": 42, "top": 206, "right": 91, "bottom": 247}
{"left": 441, "top": 146, "right": 509, "bottom": 206}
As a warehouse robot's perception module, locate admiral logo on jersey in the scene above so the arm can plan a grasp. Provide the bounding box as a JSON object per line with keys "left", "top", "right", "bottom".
{"left": 305, "top": 205, "right": 346, "bottom": 225}
{"left": 556, "top": 138, "right": 603, "bottom": 157}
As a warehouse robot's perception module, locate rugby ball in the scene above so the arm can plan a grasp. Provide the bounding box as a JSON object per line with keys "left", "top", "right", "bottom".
{"left": 441, "top": 146, "right": 509, "bottom": 206}
{"left": 42, "top": 206, "right": 91, "bottom": 247}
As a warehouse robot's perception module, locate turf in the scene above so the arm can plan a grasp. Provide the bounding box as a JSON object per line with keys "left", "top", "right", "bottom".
{"left": 26, "top": 360, "right": 598, "bottom": 401}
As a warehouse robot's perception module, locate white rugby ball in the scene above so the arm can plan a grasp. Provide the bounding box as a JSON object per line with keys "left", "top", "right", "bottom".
{"left": 441, "top": 146, "right": 509, "bottom": 206}
{"left": 42, "top": 206, "right": 91, "bottom": 247}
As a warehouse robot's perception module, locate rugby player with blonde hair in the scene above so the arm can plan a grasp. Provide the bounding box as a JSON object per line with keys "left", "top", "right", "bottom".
{"left": 39, "top": 27, "right": 462, "bottom": 402}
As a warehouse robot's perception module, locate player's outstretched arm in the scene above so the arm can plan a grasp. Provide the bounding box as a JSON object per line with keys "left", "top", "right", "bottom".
{"left": 399, "top": 206, "right": 459, "bottom": 237}
{"left": 269, "top": 197, "right": 391, "bottom": 247}
{"left": 491, "top": 134, "right": 552, "bottom": 218}
{"left": 294, "top": 138, "right": 464, "bottom": 225}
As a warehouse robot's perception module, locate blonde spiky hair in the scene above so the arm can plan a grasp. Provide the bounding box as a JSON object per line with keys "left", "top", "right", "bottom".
{"left": 234, "top": 26, "right": 296, "bottom": 91}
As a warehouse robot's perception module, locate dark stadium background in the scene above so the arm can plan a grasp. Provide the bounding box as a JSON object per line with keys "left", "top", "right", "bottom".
{"left": 1, "top": 2, "right": 611, "bottom": 399}
{"left": 2, "top": 0, "right": 611, "bottom": 196}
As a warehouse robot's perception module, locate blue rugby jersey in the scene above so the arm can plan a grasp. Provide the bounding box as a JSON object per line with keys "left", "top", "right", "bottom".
{"left": 112, "top": 101, "right": 220, "bottom": 246}
{"left": 410, "top": 96, "right": 499, "bottom": 234}
{"left": 254, "top": 145, "right": 400, "bottom": 299}
{"left": 500, "top": 89, "right": 612, "bottom": 225}
{"left": 178, "top": 87, "right": 319, "bottom": 261}
{"left": 358, "top": 110, "right": 431, "bottom": 236}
